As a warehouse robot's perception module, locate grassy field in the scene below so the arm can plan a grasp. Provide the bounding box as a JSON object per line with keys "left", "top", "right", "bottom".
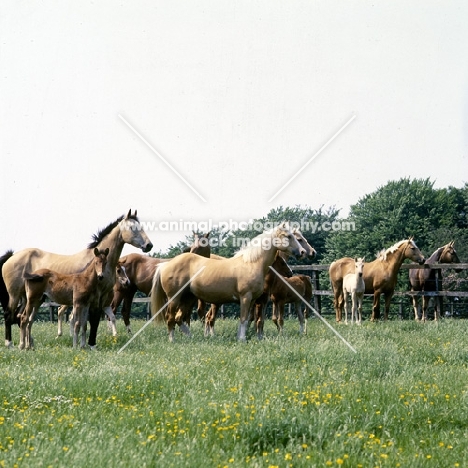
{"left": 1, "top": 317, "right": 467, "bottom": 468}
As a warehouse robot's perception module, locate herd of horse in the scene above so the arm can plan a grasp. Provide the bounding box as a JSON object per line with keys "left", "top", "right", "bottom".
{"left": 0, "top": 210, "right": 462, "bottom": 350}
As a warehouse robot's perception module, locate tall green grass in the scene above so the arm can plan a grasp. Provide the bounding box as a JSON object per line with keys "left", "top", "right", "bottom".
{"left": 1, "top": 318, "right": 467, "bottom": 467}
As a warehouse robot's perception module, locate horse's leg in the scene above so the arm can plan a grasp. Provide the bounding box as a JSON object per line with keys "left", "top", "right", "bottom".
{"left": 87, "top": 306, "right": 101, "bottom": 350}
{"left": 5, "top": 296, "right": 22, "bottom": 348}
{"left": 383, "top": 293, "right": 393, "bottom": 321}
{"left": 166, "top": 302, "right": 177, "bottom": 342}
{"left": 371, "top": 292, "right": 381, "bottom": 321}
{"left": 411, "top": 292, "right": 420, "bottom": 321}
{"left": 277, "top": 300, "right": 285, "bottom": 334}
{"left": 82, "top": 307, "right": 89, "bottom": 349}
{"left": 204, "top": 304, "right": 217, "bottom": 337}
{"left": 237, "top": 294, "right": 253, "bottom": 341}
{"left": 56, "top": 305, "right": 67, "bottom": 337}
{"left": 103, "top": 306, "right": 117, "bottom": 337}
{"left": 333, "top": 282, "right": 343, "bottom": 322}
{"left": 197, "top": 299, "right": 207, "bottom": 321}
{"left": 271, "top": 300, "right": 280, "bottom": 331}
{"left": 296, "top": 301, "right": 305, "bottom": 334}
{"left": 343, "top": 291, "right": 349, "bottom": 324}
{"left": 72, "top": 307, "right": 80, "bottom": 349}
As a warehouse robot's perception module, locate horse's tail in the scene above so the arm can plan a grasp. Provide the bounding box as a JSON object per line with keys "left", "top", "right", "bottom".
{"left": 0, "top": 250, "right": 14, "bottom": 312}
{"left": 150, "top": 264, "right": 167, "bottom": 324}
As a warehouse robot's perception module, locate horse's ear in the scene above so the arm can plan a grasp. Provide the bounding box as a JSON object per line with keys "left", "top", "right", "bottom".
{"left": 204, "top": 232, "right": 210, "bottom": 239}
{"left": 126, "top": 209, "right": 132, "bottom": 219}
{"left": 450, "top": 240, "right": 455, "bottom": 247}
{"left": 104, "top": 247, "right": 109, "bottom": 256}
{"left": 408, "top": 236, "right": 414, "bottom": 241}
{"left": 94, "top": 247, "right": 99, "bottom": 256}
{"left": 134, "top": 210, "right": 137, "bottom": 218}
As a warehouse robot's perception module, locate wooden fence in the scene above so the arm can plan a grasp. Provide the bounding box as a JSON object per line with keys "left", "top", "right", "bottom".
{"left": 30, "top": 263, "right": 468, "bottom": 322}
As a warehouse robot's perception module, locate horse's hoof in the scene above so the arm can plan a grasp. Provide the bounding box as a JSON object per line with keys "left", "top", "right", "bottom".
{"left": 89, "top": 345, "right": 97, "bottom": 351}
{"left": 5, "top": 340, "right": 14, "bottom": 348}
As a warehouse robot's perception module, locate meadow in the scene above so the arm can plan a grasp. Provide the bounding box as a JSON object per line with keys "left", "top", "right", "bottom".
{"left": 1, "top": 317, "right": 467, "bottom": 468}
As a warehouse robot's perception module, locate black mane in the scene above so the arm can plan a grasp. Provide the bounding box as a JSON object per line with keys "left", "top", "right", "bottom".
{"left": 87, "top": 213, "right": 139, "bottom": 249}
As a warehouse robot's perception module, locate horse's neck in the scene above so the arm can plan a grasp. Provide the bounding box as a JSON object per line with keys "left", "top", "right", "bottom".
{"left": 259, "top": 247, "right": 281, "bottom": 275}
{"left": 381, "top": 245, "right": 408, "bottom": 273}
{"left": 97, "top": 227, "right": 125, "bottom": 267}
{"left": 426, "top": 248, "right": 443, "bottom": 264}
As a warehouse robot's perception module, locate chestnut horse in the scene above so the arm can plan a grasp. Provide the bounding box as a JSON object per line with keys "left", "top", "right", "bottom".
{"left": 56, "top": 260, "right": 130, "bottom": 338}
{"left": 270, "top": 273, "right": 313, "bottom": 334}
{"left": 409, "top": 241, "right": 461, "bottom": 321}
{"left": 110, "top": 232, "right": 212, "bottom": 334}
{"left": 330, "top": 238, "right": 425, "bottom": 321}
{"left": 151, "top": 223, "right": 305, "bottom": 341}
{"left": 0, "top": 210, "right": 153, "bottom": 348}
{"left": 342, "top": 257, "right": 365, "bottom": 324}
{"left": 23, "top": 248, "right": 110, "bottom": 349}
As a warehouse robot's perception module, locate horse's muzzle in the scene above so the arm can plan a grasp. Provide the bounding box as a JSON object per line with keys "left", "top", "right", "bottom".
{"left": 98, "top": 274, "right": 104, "bottom": 281}
{"left": 142, "top": 242, "right": 153, "bottom": 253}
{"left": 418, "top": 257, "right": 426, "bottom": 265}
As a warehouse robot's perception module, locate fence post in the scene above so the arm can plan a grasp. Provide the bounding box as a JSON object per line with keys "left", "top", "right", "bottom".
{"left": 311, "top": 270, "right": 321, "bottom": 313}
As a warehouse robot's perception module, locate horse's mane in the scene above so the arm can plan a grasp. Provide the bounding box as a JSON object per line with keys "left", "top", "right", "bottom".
{"left": 376, "top": 239, "right": 413, "bottom": 261}
{"left": 87, "top": 213, "right": 139, "bottom": 249}
{"left": 234, "top": 226, "right": 287, "bottom": 263}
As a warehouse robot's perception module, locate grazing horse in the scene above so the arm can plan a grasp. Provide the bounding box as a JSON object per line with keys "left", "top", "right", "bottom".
{"left": 0, "top": 210, "right": 153, "bottom": 348}
{"left": 23, "top": 248, "right": 109, "bottom": 349}
{"left": 110, "top": 232, "right": 212, "bottom": 334}
{"left": 56, "top": 260, "right": 130, "bottom": 338}
{"left": 329, "top": 238, "right": 425, "bottom": 321}
{"left": 342, "top": 257, "right": 365, "bottom": 324}
{"left": 270, "top": 273, "right": 313, "bottom": 334}
{"left": 151, "top": 223, "right": 306, "bottom": 341}
{"left": 409, "top": 241, "right": 461, "bottom": 321}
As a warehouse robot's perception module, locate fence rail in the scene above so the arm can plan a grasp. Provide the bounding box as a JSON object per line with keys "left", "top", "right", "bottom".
{"left": 24, "top": 263, "right": 468, "bottom": 322}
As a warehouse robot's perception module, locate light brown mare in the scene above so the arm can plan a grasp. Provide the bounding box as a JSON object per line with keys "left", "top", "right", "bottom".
{"left": 56, "top": 260, "right": 130, "bottom": 338}
{"left": 203, "top": 228, "right": 316, "bottom": 337}
{"left": 22, "top": 248, "right": 109, "bottom": 349}
{"left": 329, "top": 239, "right": 425, "bottom": 322}
{"left": 409, "top": 241, "right": 461, "bottom": 321}
{"left": 110, "top": 232, "right": 212, "bottom": 334}
{"left": 0, "top": 210, "right": 153, "bottom": 348}
{"left": 270, "top": 273, "right": 313, "bottom": 334}
{"left": 203, "top": 252, "right": 294, "bottom": 337}
{"left": 151, "top": 223, "right": 306, "bottom": 341}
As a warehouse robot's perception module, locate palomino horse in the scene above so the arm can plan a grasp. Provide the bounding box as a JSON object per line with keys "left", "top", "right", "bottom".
{"left": 330, "top": 238, "right": 425, "bottom": 321}
{"left": 0, "top": 210, "right": 153, "bottom": 348}
{"left": 203, "top": 228, "right": 316, "bottom": 337}
{"left": 342, "top": 257, "right": 365, "bottom": 324}
{"left": 204, "top": 252, "right": 294, "bottom": 338}
{"left": 110, "top": 232, "right": 212, "bottom": 334}
{"left": 409, "top": 241, "right": 461, "bottom": 321}
{"left": 252, "top": 228, "right": 317, "bottom": 333}
{"left": 56, "top": 260, "right": 130, "bottom": 338}
{"left": 151, "top": 223, "right": 306, "bottom": 341}
{"left": 270, "top": 273, "right": 313, "bottom": 334}
{"left": 23, "top": 248, "right": 109, "bottom": 349}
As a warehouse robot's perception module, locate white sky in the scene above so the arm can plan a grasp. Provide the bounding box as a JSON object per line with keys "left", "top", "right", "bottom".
{"left": 1, "top": 1, "right": 467, "bottom": 255}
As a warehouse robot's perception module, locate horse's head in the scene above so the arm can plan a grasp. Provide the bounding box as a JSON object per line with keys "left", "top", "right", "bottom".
{"left": 272, "top": 252, "right": 294, "bottom": 278}
{"left": 116, "top": 261, "right": 130, "bottom": 286}
{"left": 119, "top": 210, "right": 153, "bottom": 253}
{"left": 93, "top": 247, "right": 109, "bottom": 281}
{"left": 404, "top": 238, "right": 425, "bottom": 264}
{"left": 276, "top": 222, "right": 306, "bottom": 258}
{"left": 440, "top": 241, "right": 462, "bottom": 272}
{"left": 190, "top": 231, "right": 211, "bottom": 258}
{"left": 355, "top": 257, "right": 365, "bottom": 278}
{"left": 292, "top": 228, "right": 316, "bottom": 259}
